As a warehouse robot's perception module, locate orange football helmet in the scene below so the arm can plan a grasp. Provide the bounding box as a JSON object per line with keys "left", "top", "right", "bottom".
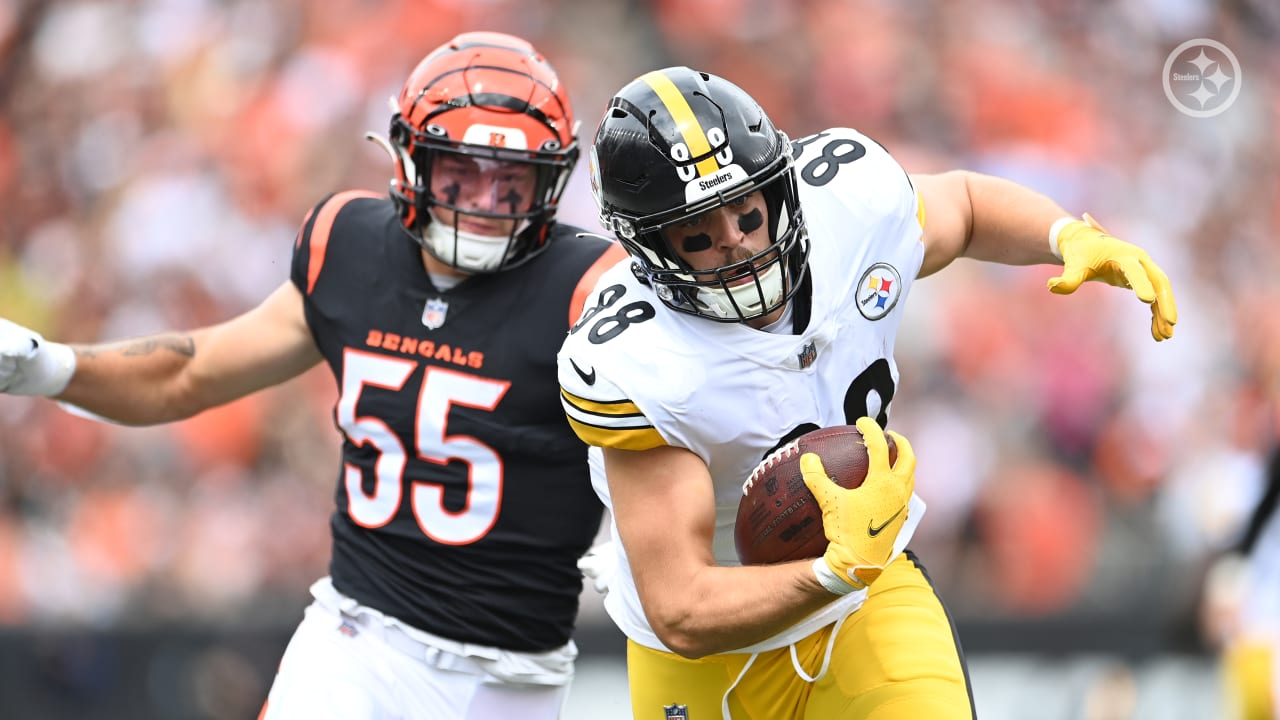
{"left": 369, "top": 32, "right": 579, "bottom": 273}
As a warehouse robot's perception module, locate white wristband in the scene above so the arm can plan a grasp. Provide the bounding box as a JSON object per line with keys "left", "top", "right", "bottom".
{"left": 1048, "top": 217, "right": 1076, "bottom": 261}
{"left": 25, "top": 341, "right": 77, "bottom": 397}
{"left": 812, "top": 557, "right": 858, "bottom": 596}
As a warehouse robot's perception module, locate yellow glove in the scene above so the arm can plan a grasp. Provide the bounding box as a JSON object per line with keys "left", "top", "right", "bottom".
{"left": 801, "top": 416, "right": 915, "bottom": 594}
{"left": 1047, "top": 214, "right": 1178, "bottom": 342}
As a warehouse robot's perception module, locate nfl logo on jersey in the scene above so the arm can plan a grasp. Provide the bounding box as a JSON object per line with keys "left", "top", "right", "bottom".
{"left": 421, "top": 297, "right": 449, "bottom": 330}
{"left": 664, "top": 704, "right": 689, "bottom": 720}
{"left": 797, "top": 340, "right": 817, "bottom": 369}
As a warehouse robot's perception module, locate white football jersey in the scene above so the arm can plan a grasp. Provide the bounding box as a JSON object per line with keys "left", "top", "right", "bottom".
{"left": 559, "top": 127, "right": 928, "bottom": 653}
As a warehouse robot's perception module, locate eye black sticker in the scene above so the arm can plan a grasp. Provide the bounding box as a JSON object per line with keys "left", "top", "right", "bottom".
{"left": 738, "top": 207, "right": 763, "bottom": 234}
{"left": 500, "top": 188, "right": 524, "bottom": 214}
{"left": 440, "top": 181, "right": 461, "bottom": 205}
{"left": 681, "top": 233, "right": 713, "bottom": 253}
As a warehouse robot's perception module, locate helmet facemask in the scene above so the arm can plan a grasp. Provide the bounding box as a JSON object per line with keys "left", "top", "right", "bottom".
{"left": 392, "top": 117, "right": 576, "bottom": 272}
{"left": 610, "top": 149, "right": 809, "bottom": 323}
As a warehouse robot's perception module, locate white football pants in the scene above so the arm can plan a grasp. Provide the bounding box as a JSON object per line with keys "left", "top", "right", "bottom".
{"left": 260, "top": 578, "right": 576, "bottom": 720}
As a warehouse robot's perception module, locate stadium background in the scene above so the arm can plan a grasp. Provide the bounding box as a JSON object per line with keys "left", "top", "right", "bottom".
{"left": 0, "top": 0, "right": 1277, "bottom": 717}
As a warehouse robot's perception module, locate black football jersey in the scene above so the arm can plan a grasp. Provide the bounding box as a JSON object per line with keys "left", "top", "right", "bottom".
{"left": 290, "top": 190, "right": 625, "bottom": 651}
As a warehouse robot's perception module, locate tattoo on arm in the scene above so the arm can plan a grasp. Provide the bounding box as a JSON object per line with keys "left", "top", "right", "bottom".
{"left": 120, "top": 335, "right": 196, "bottom": 357}
{"left": 82, "top": 334, "right": 195, "bottom": 359}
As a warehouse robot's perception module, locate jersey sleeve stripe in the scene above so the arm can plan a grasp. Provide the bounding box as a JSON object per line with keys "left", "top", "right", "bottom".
{"left": 306, "top": 190, "right": 382, "bottom": 295}
{"left": 294, "top": 205, "right": 317, "bottom": 250}
{"left": 568, "top": 243, "right": 628, "bottom": 326}
{"left": 561, "top": 397, "right": 650, "bottom": 430}
{"left": 915, "top": 190, "right": 926, "bottom": 230}
{"left": 560, "top": 388, "right": 644, "bottom": 418}
{"left": 565, "top": 416, "right": 667, "bottom": 451}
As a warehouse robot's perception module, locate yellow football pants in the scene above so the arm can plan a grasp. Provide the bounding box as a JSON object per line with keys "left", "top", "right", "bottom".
{"left": 1223, "top": 639, "right": 1276, "bottom": 720}
{"left": 627, "top": 551, "right": 974, "bottom": 719}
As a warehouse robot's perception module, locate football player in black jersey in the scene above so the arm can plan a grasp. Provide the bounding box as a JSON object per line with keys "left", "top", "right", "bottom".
{"left": 0, "top": 32, "right": 625, "bottom": 720}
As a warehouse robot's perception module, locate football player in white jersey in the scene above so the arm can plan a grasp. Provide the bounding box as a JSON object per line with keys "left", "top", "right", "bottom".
{"left": 558, "top": 67, "right": 1178, "bottom": 719}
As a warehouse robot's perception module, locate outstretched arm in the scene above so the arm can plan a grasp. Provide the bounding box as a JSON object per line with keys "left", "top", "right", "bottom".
{"left": 911, "top": 171, "right": 1177, "bottom": 341}
{"left": 2, "top": 281, "right": 322, "bottom": 425}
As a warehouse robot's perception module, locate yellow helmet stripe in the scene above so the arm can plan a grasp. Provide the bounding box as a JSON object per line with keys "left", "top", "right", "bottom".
{"left": 640, "top": 70, "right": 721, "bottom": 177}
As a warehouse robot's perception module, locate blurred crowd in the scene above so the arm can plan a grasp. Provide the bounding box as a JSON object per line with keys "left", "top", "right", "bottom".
{"left": 0, "top": 0, "right": 1277, "bottom": 648}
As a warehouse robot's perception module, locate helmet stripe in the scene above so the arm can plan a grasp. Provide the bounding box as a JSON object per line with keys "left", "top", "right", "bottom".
{"left": 422, "top": 88, "right": 559, "bottom": 138}
{"left": 640, "top": 71, "right": 721, "bottom": 178}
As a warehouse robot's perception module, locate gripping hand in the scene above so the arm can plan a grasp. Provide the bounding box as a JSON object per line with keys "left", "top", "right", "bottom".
{"left": 801, "top": 416, "right": 915, "bottom": 594}
{"left": 0, "top": 318, "right": 76, "bottom": 397}
{"left": 1047, "top": 214, "right": 1178, "bottom": 342}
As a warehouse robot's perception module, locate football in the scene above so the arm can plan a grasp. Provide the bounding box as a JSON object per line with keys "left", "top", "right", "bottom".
{"left": 734, "top": 425, "right": 897, "bottom": 565}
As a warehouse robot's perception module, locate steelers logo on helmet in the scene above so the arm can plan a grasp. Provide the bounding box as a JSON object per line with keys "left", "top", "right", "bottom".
{"left": 592, "top": 67, "right": 810, "bottom": 323}
{"left": 365, "top": 31, "right": 580, "bottom": 274}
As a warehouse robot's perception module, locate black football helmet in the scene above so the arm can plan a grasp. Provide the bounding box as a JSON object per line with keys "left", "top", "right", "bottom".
{"left": 590, "top": 67, "right": 808, "bottom": 322}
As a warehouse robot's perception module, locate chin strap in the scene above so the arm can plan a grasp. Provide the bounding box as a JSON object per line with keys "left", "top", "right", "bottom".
{"left": 692, "top": 263, "right": 785, "bottom": 320}
{"left": 421, "top": 214, "right": 530, "bottom": 273}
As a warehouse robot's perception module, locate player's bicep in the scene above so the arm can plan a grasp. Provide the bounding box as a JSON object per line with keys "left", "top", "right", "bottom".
{"left": 603, "top": 445, "right": 718, "bottom": 601}
{"left": 912, "top": 171, "right": 974, "bottom": 278}
{"left": 186, "top": 281, "right": 322, "bottom": 406}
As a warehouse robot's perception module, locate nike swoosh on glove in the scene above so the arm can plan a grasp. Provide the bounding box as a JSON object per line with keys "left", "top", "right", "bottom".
{"left": 802, "top": 416, "right": 915, "bottom": 595}
{"left": 0, "top": 318, "right": 76, "bottom": 396}
{"left": 1047, "top": 214, "right": 1178, "bottom": 342}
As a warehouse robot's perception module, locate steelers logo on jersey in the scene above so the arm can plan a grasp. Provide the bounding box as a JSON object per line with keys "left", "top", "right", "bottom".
{"left": 857, "top": 262, "right": 903, "bottom": 321}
